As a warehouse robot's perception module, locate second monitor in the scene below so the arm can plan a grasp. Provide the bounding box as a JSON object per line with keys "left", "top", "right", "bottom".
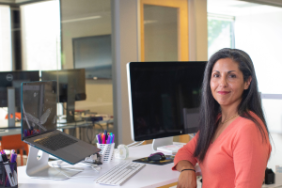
{"left": 41, "top": 69, "right": 86, "bottom": 123}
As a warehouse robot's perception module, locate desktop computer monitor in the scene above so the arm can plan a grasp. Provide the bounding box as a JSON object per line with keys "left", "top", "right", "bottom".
{"left": 41, "top": 69, "right": 86, "bottom": 123}
{"left": 127, "top": 61, "right": 207, "bottom": 150}
{"left": 0, "top": 71, "right": 40, "bottom": 112}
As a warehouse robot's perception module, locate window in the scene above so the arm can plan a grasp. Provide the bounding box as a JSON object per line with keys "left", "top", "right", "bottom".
{"left": 0, "top": 5, "right": 12, "bottom": 71}
{"left": 208, "top": 14, "right": 235, "bottom": 59}
{"left": 20, "top": 0, "right": 60, "bottom": 70}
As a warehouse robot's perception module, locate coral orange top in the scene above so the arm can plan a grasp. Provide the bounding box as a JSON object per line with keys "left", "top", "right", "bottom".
{"left": 172, "top": 112, "right": 271, "bottom": 188}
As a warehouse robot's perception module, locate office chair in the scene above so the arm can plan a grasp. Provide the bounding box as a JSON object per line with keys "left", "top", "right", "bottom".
{"left": 0, "top": 134, "right": 29, "bottom": 166}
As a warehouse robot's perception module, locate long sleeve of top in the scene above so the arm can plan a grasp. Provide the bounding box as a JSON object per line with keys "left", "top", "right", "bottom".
{"left": 172, "top": 111, "right": 271, "bottom": 188}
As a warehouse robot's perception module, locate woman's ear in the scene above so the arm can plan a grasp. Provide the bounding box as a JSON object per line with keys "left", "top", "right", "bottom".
{"left": 244, "top": 76, "right": 252, "bottom": 90}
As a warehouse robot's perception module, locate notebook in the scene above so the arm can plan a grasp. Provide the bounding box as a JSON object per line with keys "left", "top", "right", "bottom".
{"left": 21, "top": 81, "right": 100, "bottom": 164}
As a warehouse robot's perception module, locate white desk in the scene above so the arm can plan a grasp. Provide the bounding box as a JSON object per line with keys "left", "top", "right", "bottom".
{"left": 0, "top": 120, "right": 103, "bottom": 137}
{"left": 0, "top": 119, "right": 21, "bottom": 136}
{"left": 16, "top": 142, "right": 278, "bottom": 188}
{"left": 17, "top": 144, "right": 180, "bottom": 188}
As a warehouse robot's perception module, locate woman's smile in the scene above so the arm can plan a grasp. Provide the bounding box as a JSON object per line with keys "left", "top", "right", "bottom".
{"left": 217, "top": 91, "right": 231, "bottom": 95}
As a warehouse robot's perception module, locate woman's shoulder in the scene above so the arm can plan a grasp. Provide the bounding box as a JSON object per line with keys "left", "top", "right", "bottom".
{"left": 239, "top": 111, "right": 263, "bottom": 123}
{"left": 234, "top": 111, "right": 267, "bottom": 138}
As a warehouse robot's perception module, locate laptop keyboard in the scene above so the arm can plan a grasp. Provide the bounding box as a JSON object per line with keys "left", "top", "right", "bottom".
{"left": 34, "top": 133, "right": 78, "bottom": 151}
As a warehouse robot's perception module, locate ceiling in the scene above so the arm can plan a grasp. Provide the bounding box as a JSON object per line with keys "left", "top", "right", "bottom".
{"left": 0, "top": 0, "right": 45, "bottom": 5}
{"left": 208, "top": 0, "right": 282, "bottom": 16}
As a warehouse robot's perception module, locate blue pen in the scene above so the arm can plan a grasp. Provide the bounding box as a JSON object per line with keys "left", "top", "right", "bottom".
{"left": 104, "top": 130, "right": 108, "bottom": 141}
{"left": 112, "top": 134, "right": 115, "bottom": 143}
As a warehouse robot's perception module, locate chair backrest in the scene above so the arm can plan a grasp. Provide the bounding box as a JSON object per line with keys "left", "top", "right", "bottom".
{"left": 1, "top": 134, "right": 29, "bottom": 155}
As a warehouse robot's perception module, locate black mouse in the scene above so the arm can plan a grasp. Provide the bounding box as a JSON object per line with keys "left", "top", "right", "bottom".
{"left": 148, "top": 152, "right": 166, "bottom": 161}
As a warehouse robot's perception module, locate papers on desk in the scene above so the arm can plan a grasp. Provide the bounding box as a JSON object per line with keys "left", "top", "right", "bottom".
{"left": 156, "top": 144, "right": 184, "bottom": 155}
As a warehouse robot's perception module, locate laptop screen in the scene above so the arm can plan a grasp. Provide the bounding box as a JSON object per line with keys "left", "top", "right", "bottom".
{"left": 21, "top": 81, "right": 57, "bottom": 140}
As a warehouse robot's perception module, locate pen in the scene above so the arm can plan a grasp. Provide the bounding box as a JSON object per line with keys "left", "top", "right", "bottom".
{"left": 1, "top": 153, "right": 16, "bottom": 187}
{"left": 97, "top": 134, "right": 102, "bottom": 144}
{"left": 101, "top": 133, "right": 105, "bottom": 144}
{"left": 96, "top": 135, "right": 99, "bottom": 144}
{"left": 10, "top": 150, "right": 18, "bottom": 186}
{"left": 99, "top": 134, "right": 102, "bottom": 144}
{"left": 106, "top": 136, "right": 110, "bottom": 144}
{"left": 110, "top": 135, "right": 113, "bottom": 144}
{"left": 112, "top": 134, "right": 115, "bottom": 143}
{"left": 1, "top": 152, "right": 10, "bottom": 187}
{"left": 104, "top": 130, "right": 108, "bottom": 141}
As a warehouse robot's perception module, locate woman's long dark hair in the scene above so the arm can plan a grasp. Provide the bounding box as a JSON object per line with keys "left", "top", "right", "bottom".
{"left": 194, "top": 48, "right": 269, "bottom": 162}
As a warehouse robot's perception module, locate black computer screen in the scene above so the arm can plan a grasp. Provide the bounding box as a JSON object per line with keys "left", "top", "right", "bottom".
{"left": 73, "top": 35, "right": 112, "bottom": 79}
{"left": 41, "top": 69, "right": 86, "bottom": 103}
{"left": 127, "top": 61, "right": 207, "bottom": 141}
{"left": 0, "top": 71, "right": 40, "bottom": 111}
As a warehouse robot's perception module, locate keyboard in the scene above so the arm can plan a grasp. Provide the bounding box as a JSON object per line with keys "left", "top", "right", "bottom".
{"left": 34, "top": 133, "right": 78, "bottom": 151}
{"left": 95, "top": 161, "right": 145, "bottom": 186}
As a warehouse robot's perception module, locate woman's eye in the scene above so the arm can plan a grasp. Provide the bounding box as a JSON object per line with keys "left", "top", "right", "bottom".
{"left": 213, "top": 74, "right": 219, "bottom": 78}
{"left": 230, "top": 74, "right": 237, "bottom": 78}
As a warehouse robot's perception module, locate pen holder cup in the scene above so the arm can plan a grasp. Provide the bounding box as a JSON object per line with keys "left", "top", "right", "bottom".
{"left": 0, "top": 162, "right": 18, "bottom": 188}
{"left": 97, "top": 143, "right": 115, "bottom": 163}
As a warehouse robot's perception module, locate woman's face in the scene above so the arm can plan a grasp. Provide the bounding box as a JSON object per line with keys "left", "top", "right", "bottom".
{"left": 210, "top": 58, "right": 252, "bottom": 108}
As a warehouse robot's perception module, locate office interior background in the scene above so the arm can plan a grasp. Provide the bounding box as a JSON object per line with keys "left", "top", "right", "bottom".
{"left": 0, "top": 0, "right": 282, "bottom": 170}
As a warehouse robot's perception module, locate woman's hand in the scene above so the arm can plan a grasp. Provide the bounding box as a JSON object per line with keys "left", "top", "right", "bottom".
{"left": 176, "top": 160, "right": 197, "bottom": 188}
{"left": 177, "top": 170, "right": 197, "bottom": 188}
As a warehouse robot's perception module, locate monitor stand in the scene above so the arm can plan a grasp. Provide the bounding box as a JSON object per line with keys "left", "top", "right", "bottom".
{"left": 152, "top": 137, "right": 173, "bottom": 151}
{"left": 66, "top": 73, "right": 75, "bottom": 123}
{"left": 26, "top": 146, "right": 82, "bottom": 180}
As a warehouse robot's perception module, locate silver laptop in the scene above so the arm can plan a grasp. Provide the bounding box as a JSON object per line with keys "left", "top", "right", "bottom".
{"left": 21, "top": 81, "right": 100, "bottom": 164}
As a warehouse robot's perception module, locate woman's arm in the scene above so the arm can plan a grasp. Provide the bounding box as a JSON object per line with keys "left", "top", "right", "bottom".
{"left": 233, "top": 122, "right": 271, "bottom": 188}
{"left": 172, "top": 133, "right": 199, "bottom": 188}
{"left": 172, "top": 133, "right": 199, "bottom": 171}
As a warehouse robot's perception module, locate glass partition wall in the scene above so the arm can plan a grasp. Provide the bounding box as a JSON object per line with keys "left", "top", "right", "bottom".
{"left": 60, "top": 0, "right": 113, "bottom": 144}
{"left": 0, "top": 5, "right": 12, "bottom": 120}
{"left": 0, "top": 0, "right": 61, "bottom": 128}
{"left": 0, "top": 0, "right": 113, "bottom": 145}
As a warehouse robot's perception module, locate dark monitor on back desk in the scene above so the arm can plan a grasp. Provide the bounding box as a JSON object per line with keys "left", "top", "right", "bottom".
{"left": 0, "top": 71, "right": 40, "bottom": 110}
{"left": 0, "top": 71, "right": 40, "bottom": 127}
{"left": 41, "top": 69, "right": 86, "bottom": 123}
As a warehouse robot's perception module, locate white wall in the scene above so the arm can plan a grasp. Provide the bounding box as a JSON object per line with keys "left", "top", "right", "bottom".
{"left": 235, "top": 8, "right": 282, "bottom": 171}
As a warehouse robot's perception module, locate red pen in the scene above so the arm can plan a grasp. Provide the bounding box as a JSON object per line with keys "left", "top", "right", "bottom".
{"left": 101, "top": 133, "right": 105, "bottom": 144}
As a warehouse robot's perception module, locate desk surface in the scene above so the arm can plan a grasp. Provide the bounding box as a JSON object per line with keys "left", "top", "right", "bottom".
{"left": 0, "top": 119, "right": 104, "bottom": 137}
{"left": 17, "top": 144, "right": 179, "bottom": 188}
{"left": 0, "top": 119, "right": 21, "bottom": 136}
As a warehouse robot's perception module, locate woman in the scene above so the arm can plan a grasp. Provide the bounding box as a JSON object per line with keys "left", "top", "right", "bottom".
{"left": 173, "top": 48, "right": 271, "bottom": 188}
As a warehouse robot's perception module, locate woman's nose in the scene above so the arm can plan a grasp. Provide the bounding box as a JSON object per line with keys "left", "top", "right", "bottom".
{"left": 219, "top": 77, "right": 227, "bottom": 87}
